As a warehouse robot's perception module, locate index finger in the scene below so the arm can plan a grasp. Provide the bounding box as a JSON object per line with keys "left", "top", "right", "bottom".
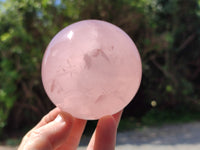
{"left": 33, "top": 107, "right": 61, "bottom": 130}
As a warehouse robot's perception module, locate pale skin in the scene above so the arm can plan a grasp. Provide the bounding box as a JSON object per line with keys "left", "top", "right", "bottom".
{"left": 18, "top": 107, "right": 122, "bottom": 150}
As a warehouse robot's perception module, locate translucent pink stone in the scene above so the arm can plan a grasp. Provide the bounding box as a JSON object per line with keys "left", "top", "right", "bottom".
{"left": 41, "top": 20, "right": 142, "bottom": 120}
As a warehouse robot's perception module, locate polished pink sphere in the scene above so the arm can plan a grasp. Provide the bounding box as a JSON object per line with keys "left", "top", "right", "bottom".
{"left": 41, "top": 20, "right": 142, "bottom": 120}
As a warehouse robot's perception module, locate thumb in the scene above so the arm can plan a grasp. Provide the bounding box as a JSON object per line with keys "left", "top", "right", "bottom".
{"left": 19, "top": 113, "right": 73, "bottom": 150}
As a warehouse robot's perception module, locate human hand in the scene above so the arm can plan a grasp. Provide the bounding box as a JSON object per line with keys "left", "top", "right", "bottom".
{"left": 18, "top": 107, "right": 122, "bottom": 150}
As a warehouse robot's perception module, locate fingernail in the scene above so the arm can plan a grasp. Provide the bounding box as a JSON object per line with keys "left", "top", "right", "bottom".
{"left": 54, "top": 115, "right": 64, "bottom": 123}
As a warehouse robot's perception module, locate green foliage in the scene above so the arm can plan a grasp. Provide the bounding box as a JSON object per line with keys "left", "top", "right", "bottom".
{"left": 0, "top": 0, "right": 80, "bottom": 135}
{"left": 0, "top": 0, "right": 200, "bottom": 137}
{"left": 118, "top": 117, "right": 142, "bottom": 132}
{"left": 142, "top": 108, "right": 200, "bottom": 126}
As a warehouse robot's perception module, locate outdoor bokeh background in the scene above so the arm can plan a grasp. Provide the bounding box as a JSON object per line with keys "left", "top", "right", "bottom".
{"left": 0, "top": 0, "right": 200, "bottom": 143}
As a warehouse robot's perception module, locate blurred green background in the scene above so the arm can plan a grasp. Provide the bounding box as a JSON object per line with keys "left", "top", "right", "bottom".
{"left": 0, "top": 0, "right": 200, "bottom": 143}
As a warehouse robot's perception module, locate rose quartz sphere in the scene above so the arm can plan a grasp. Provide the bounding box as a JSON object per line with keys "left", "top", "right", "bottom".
{"left": 41, "top": 20, "right": 142, "bottom": 120}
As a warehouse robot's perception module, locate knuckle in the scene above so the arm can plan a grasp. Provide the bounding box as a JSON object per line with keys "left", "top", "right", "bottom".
{"left": 28, "top": 129, "right": 41, "bottom": 139}
{"left": 24, "top": 130, "right": 53, "bottom": 150}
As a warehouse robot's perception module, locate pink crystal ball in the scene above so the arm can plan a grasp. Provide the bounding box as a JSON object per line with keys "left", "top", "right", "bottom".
{"left": 41, "top": 20, "right": 142, "bottom": 120}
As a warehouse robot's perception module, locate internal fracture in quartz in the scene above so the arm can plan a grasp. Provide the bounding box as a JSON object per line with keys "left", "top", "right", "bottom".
{"left": 41, "top": 20, "right": 142, "bottom": 120}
